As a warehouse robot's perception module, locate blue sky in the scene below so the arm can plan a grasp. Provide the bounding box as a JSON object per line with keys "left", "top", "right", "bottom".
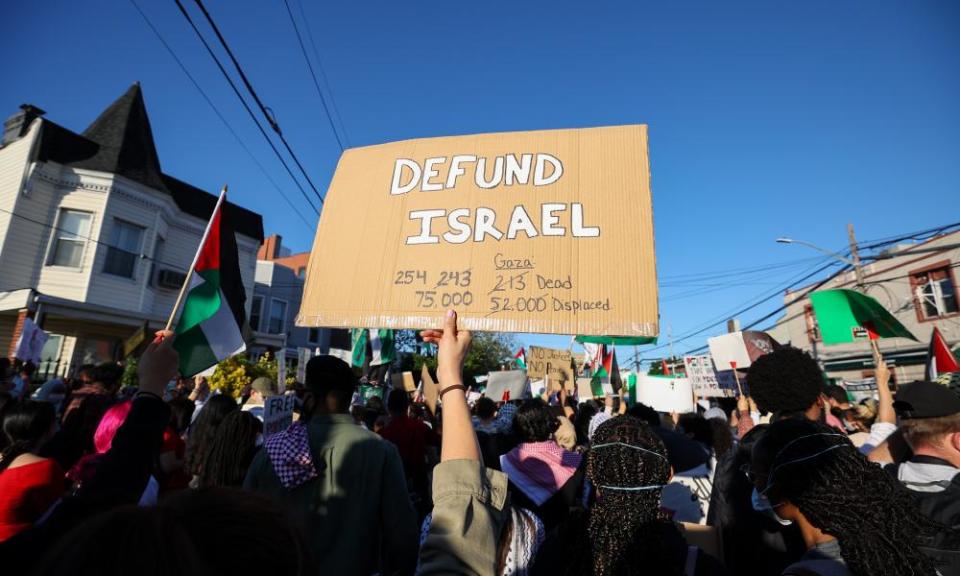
{"left": 5, "top": 1, "right": 959, "bottom": 362}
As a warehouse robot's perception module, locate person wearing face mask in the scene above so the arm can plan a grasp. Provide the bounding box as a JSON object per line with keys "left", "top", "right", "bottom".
{"left": 750, "top": 418, "right": 942, "bottom": 576}
{"left": 708, "top": 347, "right": 825, "bottom": 575}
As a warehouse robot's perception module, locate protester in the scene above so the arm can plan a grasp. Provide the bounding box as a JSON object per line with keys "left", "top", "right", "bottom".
{"left": 501, "top": 398, "right": 585, "bottom": 531}
{"left": 879, "top": 379, "right": 960, "bottom": 574}
{"left": 183, "top": 394, "right": 239, "bottom": 480}
{"left": 750, "top": 417, "right": 940, "bottom": 576}
{"left": 158, "top": 396, "right": 195, "bottom": 492}
{"left": 473, "top": 396, "right": 500, "bottom": 433}
{"left": 242, "top": 376, "right": 276, "bottom": 421}
{"left": 0, "top": 400, "right": 63, "bottom": 541}
{"left": 10, "top": 363, "right": 34, "bottom": 400}
{"left": 244, "top": 355, "right": 418, "bottom": 576}
{"left": 533, "top": 415, "right": 727, "bottom": 575}
{"left": 379, "top": 388, "right": 437, "bottom": 514}
{"left": 66, "top": 400, "right": 132, "bottom": 486}
{"left": 187, "top": 375, "right": 211, "bottom": 416}
{"left": 197, "top": 410, "right": 261, "bottom": 489}
{"left": 417, "top": 309, "right": 525, "bottom": 575}
{"left": 709, "top": 347, "right": 822, "bottom": 574}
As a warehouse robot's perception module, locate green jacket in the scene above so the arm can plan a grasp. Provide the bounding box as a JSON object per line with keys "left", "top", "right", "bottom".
{"left": 244, "top": 414, "right": 418, "bottom": 576}
{"left": 419, "top": 459, "right": 510, "bottom": 576}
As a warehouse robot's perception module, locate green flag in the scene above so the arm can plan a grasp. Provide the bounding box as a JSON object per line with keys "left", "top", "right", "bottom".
{"left": 576, "top": 335, "right": 657, "bottom": 346}
{"left": 809, "top": 289, "right": 916, "bottom": 345}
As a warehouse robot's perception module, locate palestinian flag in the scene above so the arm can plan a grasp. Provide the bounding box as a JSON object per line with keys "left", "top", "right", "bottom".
{"left": 515, "top": 348, "right": 527, "bottom": 370}
{"left": 809, "top": 289, "right": 916, "bottom": 345}
{"left": 590, "top": 345, "right": 621, "bottom": 396}
{"left": 926, "top": 327, "right": 959, "bottom": 381}
{"left": 173, "top": 195, "right": 247, "bottom": 377}
{"left": 351, "top": 329, "right": 396, "bottom": 368}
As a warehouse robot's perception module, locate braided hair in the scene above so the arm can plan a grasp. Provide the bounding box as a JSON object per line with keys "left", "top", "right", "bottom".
{"left": 0, "top": 400, "right": 55, "bottom": 472}
{"left": 560, "top": 415, "right": 681, "bottom": 576}
{"left": 752, "top": 418, "right": 939, "bottom": 576}
{"left": 198, "top": 411, "right": 262, "bottom": 488}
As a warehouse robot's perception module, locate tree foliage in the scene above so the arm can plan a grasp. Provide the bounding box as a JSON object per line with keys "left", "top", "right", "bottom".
{"left": 398, "top": 331, "right": 517, "bottom": 386}
{"left": 207, "top": 352, "right": 295, "bottom": 399}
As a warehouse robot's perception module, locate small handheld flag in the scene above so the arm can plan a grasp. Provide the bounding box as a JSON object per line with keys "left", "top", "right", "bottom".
{"left": 168, "top": 187, "right": 249, "bottom": 377}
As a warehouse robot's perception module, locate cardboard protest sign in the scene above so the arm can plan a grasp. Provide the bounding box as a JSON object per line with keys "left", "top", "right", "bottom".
{"left": 391, "top": 371, "right": 416, "bottom": 392}
{"left": 635, "top": 374, "right": 695, "bottom": 414}
{"left": 683, "top": 355, "right": 731, "bottom": 398}
{"left": 484, "top": 370, "right": 529, "bottom": 401}
{"left": 707, "top": 331, "right": 779, "bottom": 371}
{"left": 297, "top": 125, "right": 658, "bottom": 337}
{"left": 263, "top": 394, "right": 297, "bottom": 438}
{"left": 526, "top": 346, "right": 575, "bottom": 385}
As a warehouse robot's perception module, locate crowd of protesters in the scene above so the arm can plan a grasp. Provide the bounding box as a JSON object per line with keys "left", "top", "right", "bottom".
{"left": 0, "top": 311, "right": 959, "bottom": 575}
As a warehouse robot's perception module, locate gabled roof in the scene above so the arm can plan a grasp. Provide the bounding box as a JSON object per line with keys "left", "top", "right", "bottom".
{"left": 75, "top": 82, "right": 166, "bottom": 192}
{"left": 30, "top": 83, "right": 263, "bottom": 241}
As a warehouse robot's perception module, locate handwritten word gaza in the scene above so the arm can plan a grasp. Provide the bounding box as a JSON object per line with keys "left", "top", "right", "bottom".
{"left": 391, "top": 154, "right": 600, "bottom": 246}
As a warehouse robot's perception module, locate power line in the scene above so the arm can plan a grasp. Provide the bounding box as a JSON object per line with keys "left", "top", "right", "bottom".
{"left": 0, "top": 206, "right": 187, "bottom": 273}
{"left": 171, "top": 0, "right": 321, "bottom": 215}
{"left": 186, "top": 0, "right": 327, "bottom": 206}
{"left": 281, "top": 0, "right": 346, "bottom": 151}
{"left": 127, "top": 0, "right": 316, "bottom": 231}
{"left": 294, "top": 0, "right": 351, "bottom": 147}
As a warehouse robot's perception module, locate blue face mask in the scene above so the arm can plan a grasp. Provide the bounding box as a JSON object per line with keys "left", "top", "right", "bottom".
{"left": 750, "top": 487, "right": 792, "bottom": 526}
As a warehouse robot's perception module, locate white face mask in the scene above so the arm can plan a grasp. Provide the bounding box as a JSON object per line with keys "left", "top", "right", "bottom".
{"left": 750, "top": 487, "right": 792, "bottom": 526}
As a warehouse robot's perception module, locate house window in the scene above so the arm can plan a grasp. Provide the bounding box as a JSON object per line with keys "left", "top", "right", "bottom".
{"left": 268, "top": 299, "right": 287, "bottom": 334}
{"left": 50, "top": 209, "right": 92, "bottom": 268}
{"left": 149, "top": 236, "right": 165, "bottom": 286}
{"left": 297, "top": 266, "right": 307, "bottom": 279}
{"left": 308, "top": 328, "right": 319, "bottom": 344}
{"left": 250, "top": 296, "right": 263, "bottom": 332}
{"left": 103, "top": 220, "right": 144, "bottom": 278}
{"left": 912, "top": 266, "right": 959, "bottom": 319}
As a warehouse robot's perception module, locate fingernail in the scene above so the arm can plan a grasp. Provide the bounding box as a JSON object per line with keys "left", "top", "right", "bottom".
{"left": 446, "top": 309, "right": 455, "bottom": 318}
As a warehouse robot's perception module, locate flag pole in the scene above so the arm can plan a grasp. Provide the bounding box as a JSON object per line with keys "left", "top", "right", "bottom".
{"left": 165, "top": 186, "right": 228, "bottom": 332}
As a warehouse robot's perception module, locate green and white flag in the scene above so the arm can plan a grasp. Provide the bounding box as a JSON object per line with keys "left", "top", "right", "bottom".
{"left": 173, "top": 193, "right": 248, "bottom": 376}
{"left": 351, "top": 329, "right": 396, "bottom": 367}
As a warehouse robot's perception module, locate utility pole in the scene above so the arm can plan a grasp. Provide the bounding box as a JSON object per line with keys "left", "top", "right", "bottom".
{"left": 847, "top": 223, "right": 866, "bottom": 289}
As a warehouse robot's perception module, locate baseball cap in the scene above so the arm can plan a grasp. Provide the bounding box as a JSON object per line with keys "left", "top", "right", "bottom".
{"left": 251, "top": 377, "right": 277, "bottom": 398}
{"left": 894, "top": 381, "right": 960, "bottom": 420}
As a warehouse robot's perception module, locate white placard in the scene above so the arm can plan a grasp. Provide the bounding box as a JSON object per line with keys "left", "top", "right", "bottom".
{"left": 635, "top": 374, "right": 695, "bottom": 414}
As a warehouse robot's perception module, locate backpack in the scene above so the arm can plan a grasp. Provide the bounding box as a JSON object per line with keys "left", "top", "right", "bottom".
{"left": 885, "top": 462, "right": 960, "bottom": 576}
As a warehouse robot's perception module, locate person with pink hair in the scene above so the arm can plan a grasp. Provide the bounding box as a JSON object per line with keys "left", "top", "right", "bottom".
{"left": 66, "top": 401, "right": 159, "bottom": 504}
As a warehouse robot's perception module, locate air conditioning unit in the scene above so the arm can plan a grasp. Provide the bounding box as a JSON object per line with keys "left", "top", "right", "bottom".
{"left": 156, "top": 269, "right": 187, "bottom": 290}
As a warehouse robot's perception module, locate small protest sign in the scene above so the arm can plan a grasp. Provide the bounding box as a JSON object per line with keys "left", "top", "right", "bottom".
{"left": 263, "top": 394, "right": 297, "bottom": 438}
{"left": 15, "top": 318, "right": 49, "bottom": 364}
{"left": 715, "top": 370, "right": 749, "bottom": 396}
{"left": 707, "top": 331, "right": 779, "bottom": 371}
{"left": 635, "top": 374, "right": 695, "bottom": 414}
{"left": 391, "top": 371, "right": 416, "bottom": 392}
{"left": 683, "top": 355, "right": 731, "bottom": 398}
{"left": 484, "top": 370, "right": 529, "bottom": 402}
{"left": 421, "top": 364, "right": 438, "bottom": 414}
{"left": 297, "top": 125, "right": 658, "bottom": 338}
{"left": 526, "top": 346, "right": 575, "bottom": 385}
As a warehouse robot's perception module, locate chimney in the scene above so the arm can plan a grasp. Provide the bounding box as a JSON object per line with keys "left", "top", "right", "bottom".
{"left": 258, "top": 234, "right": 282, "bottom": 261}
{"left": 2, "top": 104, "right": 46, "bottom": 147}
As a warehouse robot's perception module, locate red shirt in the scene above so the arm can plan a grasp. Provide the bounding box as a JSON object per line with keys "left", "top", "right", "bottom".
{"left": 0, "top": 458, "right": 65, "bottom": 541}
{"left": 378, "top": 416, "right": 436, "bottom": 489}
{"left": 159, "top": 427, "right": 190, "bottom": 491}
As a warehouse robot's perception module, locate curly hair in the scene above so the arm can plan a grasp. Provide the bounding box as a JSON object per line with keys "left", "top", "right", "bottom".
{"left": 748, "top": 347, "right": 824, "bottom": 415}
{"left": 198, "top": 411, "right": 262, "bottom": 488}
{"left": 752, "top": 418, "right": 940, "bottom": 576}
{"left": 185, "top": 395, "right": 239, "bottom": 476}
{"left": 513, "top": 399, "right": 559, "bottom": 443}
{"left": 559, "top": 415, "right": 681, "bottom": 576}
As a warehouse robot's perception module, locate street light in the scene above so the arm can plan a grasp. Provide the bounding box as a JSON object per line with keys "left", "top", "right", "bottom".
{"left": 775, "top": 237, "right": 856, "bottom": 267}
